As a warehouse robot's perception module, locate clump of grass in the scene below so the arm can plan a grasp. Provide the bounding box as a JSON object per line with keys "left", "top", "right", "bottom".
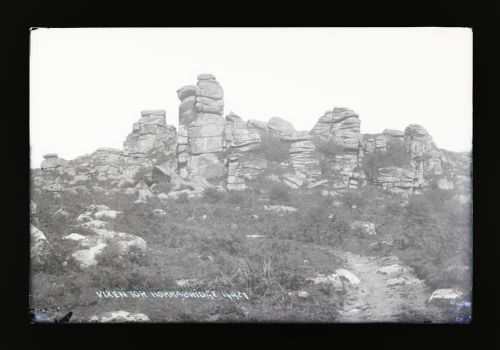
{"left": 202, "top": 187, "right": 225, "bottom": 203}
{"left": 251, "top": 132, "right": 290, "bottom": 163}
{"left": 268, "top": 182, "right": 292, "bottom": 203}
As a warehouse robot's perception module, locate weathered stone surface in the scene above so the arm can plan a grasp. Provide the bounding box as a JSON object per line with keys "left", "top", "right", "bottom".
{"left": 135, "top": 180, "right": 154, "bottom": 201}
{"left": 68, "top": 225, "right": 147, "bottom": 268}
{"left": 281, "top": 173, "right": 304, "bottom": 189}
{"left": 41, "top": 155, "right": 68, "bottom": 170}
{"left": 80, "top": 220, "right": 110, "bottom": 230}
{"left": 363, "top": 134, "right": 387, "bottom": 154}
{"left": 177, "top": 75, "right": 226, "bottom": 180}
{"left": 87, "top": 204, "right": 111, "bottom": 213}
{"left": 30, "top": 200, "right": 37, "bottom": 218}
{"left": 90, "top": 311, "right": 150, "bottom": 322}
{"left": 427, "top": 289, "right": 464, "bottom": 306}
{"left": 350, "top": 221, "right": 377, "bottom": 235}
{"left": 404, "top": 124, "right": 445, "bottom": 179}
{"left": 262, "top": 205, "right": 298, "bottom": 213}
{"left": 31, "top": 73, "right": 471, "bottom": 205}
{"left": 153, "top": 209, "right": 166, "bottom": 216}
{"left": 31, "top": 225, "right": 51, "bottom": 268}
{"left": 176, "top": 85, "right": 196, "bottom": 100}
{"left": 311, "top": 107, "right": 361, "bottom": 150}
{"left": 311, "top": 107, "right": 364, "bottom": 189}
{"left": 377, "top": 264, "right": 404, "bottom": 277}
{"left": 225, "top": 113, "right": 267, "bottom": 190}
{"left": 335, "top": 268, "right": 361, "bottom": 286}
{"left": 94, "top": 210, "right": 123, "bottom": 221}
{"left": 123, "top": 110, "right": 177, "bottom": 157}
{"left": 247, "top": 119, "right": 268, "bottom": 130}
{"left": 308, "top": 273, "right": 344, "bottom": 290}
{"left": 267, "top": 116, "right": 296, "bottom": 138}
{"left": 54, "top": 208, "right": 70, "bottom": 218}
{"left": 307, "top": 179, "right": 328, "bottom": 189}
{"left": 287, "top": 137, "right": 321, "bottom": 183}
{"left": 376, "top": 166, "right": 422, "bottom": 194}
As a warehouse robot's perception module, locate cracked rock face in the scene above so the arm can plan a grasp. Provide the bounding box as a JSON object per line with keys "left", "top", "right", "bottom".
{"left": 225, "top": 113, "right": 266, "bottom": 190}
{"left": 124, "top": 110, "right": 177, "bottom": 157}
{"left": 32, "top": 73, "right": 470, "bottom": 200}
{"left": 31, "top": 225, "right": 51, "bottom": 269}
{"left": 284, "top": 131, "right": 321, "bottom": 185}
{"left": 404, "top": 124, "right": 445, "bottom": 179}
{"left": 311, "top": 107, "right": 365, "bottom": 189}
{"left": 177, "top": 74, "right": 226, "bottom": 179}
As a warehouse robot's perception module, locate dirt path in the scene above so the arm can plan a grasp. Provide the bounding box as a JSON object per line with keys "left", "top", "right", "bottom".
{"left": 332, "top": 251, "right": 433, "bottom": 322}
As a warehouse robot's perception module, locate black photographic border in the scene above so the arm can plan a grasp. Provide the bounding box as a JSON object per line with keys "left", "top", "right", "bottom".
{"left": 5, "top": 0, "right": 495, "bottom": 348}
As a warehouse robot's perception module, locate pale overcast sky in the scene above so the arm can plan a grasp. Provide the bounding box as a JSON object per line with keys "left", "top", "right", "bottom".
{"left": 30, "top": 27, "right": 472, "bottom": 167}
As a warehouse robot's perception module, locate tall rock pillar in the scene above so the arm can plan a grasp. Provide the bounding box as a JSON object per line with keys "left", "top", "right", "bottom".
{"left": 176, "top": 74, "right": 227, "bottom": 179}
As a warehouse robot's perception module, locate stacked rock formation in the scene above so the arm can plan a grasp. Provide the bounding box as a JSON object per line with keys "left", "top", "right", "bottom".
{"left": 123, "top": 110, "right": 176, "bottom": 157}
{"left": 404, "top": 124, "right": 445, "bottom": 178}
{"left": 122, "top": 109, "right": 177, "bottom": 181}
{"left": 371, "top": 125, "right": 449, "bottom": 194}
{"left": 363, "top": 129, "right": 405, "bottom": 154}
{"left": 282, "top": 130, "right": 322, "bottom": 187}
{"left": 32, "top": 73, "right": 471, "bottom": 199}
{"left": 264, "top": 116, "right": 321, "bottom": 188}
{"left": 311, "top": 107, "right": 365, "bottom": 189}
{"left": 176, "top": 74, "right": 226, "bottom": 179}
{"left": 225, "top": 112, "right": 266, "bottom": 190}
{"left": 33, "top": 110, "right": 178, "bottom": 194}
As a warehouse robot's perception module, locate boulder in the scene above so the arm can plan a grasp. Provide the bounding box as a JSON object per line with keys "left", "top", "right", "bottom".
{"left": 89, "top": 311, "right": 150, "bottom": 323}
{"left": 427, "top": 289, "right": 464, "bottom": 306}
{"left": 176, "top": 85, "right": 196, "bottom": 100}
{"left": 76, "top": 213, "right": 91, "bottom": 223}
{"left": 54, "top": 208, "right": 70, "bottom": 218}
{"left": 349, "top": 221, "right": 376, "bottom": 235}
{"left": 30, "top": 225, "right": 51, "bottom": 268}
{"left": 262, "top": 205, "right": 298, "bottom": 213}
{"left": 308, "top": 273, "right": 344, "bottom": 290}
{"left": 80, "top": 220, "right": 110, "bottom": 230}
{"left": 281, "top": 173, "right": 304, "bottom": 189}
{"left": 86, "top": 204, "right": 111, "bottom": 213}
{"left": 267, "top": 116, "right": 296, "bottom": 138}
{"left": 307, "top": 179, "right": 328, "bottom": 189}
{"left": 135, "top": 180, "right": 153, "bottom": 201}
{"left": 63, "top": 233, "right": 87, "bottom": 241}
{"left": 94, "top": 210, "right": 123, "bottom": 221}
{"left": 153, "top": 209, "right": 166, "bottom": 216}
{"left": 335, "top": 269, "right": 360, "bottom": 286}
{"left": 69, "top": 228, "right": 147, "bottom": 268}
{"left": 43, "top": 153, "right": 59, "bottom": 159}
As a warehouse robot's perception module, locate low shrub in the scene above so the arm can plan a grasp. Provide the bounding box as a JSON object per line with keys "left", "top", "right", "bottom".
{"left": 312, "top": 136, "right": 343, "bottom": 158}
{"left": 251, "top": 132, "right": 290, "bottom": 163}
{"left": 225, "top": 191, "right": 247, "bottom": 205}
{"left": 268, "top": 182, "right": 292, "bottom": 203}
{"left": 202, "top": 187, "right": 225, "bottom": 203}
{"left": 176, "top": 193, "right": 190, "bottom": 204}
{"left": 362, "top": 140, "right": 411, "bottom": 184}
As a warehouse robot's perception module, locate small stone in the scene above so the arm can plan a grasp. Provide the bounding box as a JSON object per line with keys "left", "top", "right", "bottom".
{"left": 153, "top": 209, "right": 166, "bottom": 216}
{"left": 297, "top": 291, "right": 309, "bottom": 299}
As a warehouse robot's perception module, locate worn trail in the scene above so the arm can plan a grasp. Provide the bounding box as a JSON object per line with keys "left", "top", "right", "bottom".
{"left": 332, "top": 251, "right": 432, "bottom": 322}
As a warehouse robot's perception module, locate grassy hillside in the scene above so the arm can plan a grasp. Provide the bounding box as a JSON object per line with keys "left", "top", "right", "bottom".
{"left": 30, "top": 182, "right": 471, "bottom": 322}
